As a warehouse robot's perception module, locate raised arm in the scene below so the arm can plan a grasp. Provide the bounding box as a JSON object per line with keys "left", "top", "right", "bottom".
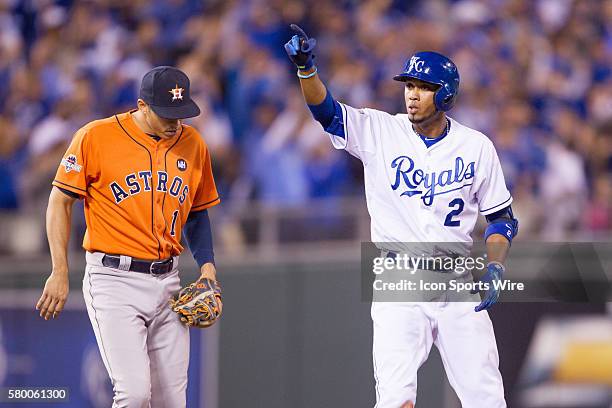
{"left": 284, "top": 24, "right": 352, "bottom": 142}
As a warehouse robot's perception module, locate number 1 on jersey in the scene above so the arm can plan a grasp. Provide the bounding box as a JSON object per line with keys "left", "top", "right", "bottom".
{"left": 170, "top": 210, "right": 179, "bottom": 236}
{"left": 444, "top": 198, "right": 464, "bottom": 227}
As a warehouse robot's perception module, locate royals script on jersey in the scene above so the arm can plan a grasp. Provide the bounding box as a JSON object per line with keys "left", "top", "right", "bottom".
{"left": 53, "top": 111, "right": 220, "bottom": 260}
{"left": 328, "top": 104, "right": 511, "bottom": 247}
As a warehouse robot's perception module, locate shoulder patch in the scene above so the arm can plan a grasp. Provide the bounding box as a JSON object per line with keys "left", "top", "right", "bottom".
{"left": 177, "top": 158, "right": 187, "bottom": 171}
{"left": 61, "top": 154, "right": 82, "bottom": 173}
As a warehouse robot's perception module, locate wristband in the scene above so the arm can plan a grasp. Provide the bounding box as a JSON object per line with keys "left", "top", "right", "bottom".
{"left": 297, "top": 67, "right": 318, "bottom": 79}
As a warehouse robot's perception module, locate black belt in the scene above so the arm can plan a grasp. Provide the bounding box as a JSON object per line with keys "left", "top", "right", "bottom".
{"left": 102, "top": 254, "right": 174, "bottom": 275}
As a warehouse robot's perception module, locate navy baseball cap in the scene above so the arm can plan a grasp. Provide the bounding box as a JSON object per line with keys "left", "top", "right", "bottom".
{"left": 139, "top": 66, "right": 201, "bottom": 119}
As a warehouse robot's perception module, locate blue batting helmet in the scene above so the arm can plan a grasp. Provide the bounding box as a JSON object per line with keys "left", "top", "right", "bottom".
{"left": 393, "top": 51, "right": 460, "bottom": 112}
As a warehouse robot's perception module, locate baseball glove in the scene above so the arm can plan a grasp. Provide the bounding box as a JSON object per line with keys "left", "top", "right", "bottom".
{"left": 169, "top": 277, "right": 222, "bottom": 328}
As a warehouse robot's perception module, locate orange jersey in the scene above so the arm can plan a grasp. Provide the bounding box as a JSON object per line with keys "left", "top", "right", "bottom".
{"left": 52, "top": 111, "right": 220, "bottom": 260}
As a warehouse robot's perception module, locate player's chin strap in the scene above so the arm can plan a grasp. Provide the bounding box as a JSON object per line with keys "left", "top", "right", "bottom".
{"left": 484, "top": 205, "right": 519, "bottom": 244}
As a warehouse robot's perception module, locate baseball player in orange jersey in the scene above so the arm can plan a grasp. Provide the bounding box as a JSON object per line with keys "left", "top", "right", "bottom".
{"left": 36, "top": 66, "right": 221, "bottom": 407}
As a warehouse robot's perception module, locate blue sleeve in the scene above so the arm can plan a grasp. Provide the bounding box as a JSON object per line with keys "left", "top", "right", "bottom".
{"left": 183, "top": 209, "right": 215, "bottom": 267}
{"left": 308, "top": 89, "right": 345, "bottom": 139}
{"left": 484, "top": 205, "right": 519, "bottom": 243}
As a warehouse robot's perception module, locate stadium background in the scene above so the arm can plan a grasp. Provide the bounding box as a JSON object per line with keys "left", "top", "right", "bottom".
{"left": 0, "top": 0, "right": 610, "bottom": 407}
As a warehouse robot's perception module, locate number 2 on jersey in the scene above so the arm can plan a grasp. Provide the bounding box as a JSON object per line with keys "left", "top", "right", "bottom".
{"left": 444, "top": 198, "right": 464, "bottom": 227}
{"left": 170, "top": 210, "right": 179, "bottom": 236}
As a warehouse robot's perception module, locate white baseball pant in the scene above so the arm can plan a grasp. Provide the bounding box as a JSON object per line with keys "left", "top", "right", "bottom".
{"left": 371, "top": 301, "right": 506, "bottom": 408}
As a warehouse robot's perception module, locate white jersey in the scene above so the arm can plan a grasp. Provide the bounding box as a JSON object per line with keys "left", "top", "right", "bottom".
{"left": 328, "top": 103, "right": 512, "bottom": 247}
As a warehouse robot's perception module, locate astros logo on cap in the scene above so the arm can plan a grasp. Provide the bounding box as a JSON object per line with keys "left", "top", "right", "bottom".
{"left": 169, "top": 85, "right": 184, "bottom": 101}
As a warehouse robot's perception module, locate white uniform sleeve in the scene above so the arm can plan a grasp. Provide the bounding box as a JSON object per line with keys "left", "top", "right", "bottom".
{"left": 327, "top": 102, "right": 378, "bottom": 164}
{"left": 476, "top": 139, "right": 513, "bottom": 215}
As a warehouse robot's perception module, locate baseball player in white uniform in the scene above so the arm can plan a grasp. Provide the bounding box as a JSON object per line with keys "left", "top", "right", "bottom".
{"left": 285, "top": 25, "right": 518, "bottom": 408}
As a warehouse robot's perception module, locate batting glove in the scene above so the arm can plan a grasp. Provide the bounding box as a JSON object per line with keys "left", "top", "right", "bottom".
{"left": 473, "top": 262, "right": 504, "bottom": 312}
{"left": 284, "top": 24, "right": 316, "bottom": 70}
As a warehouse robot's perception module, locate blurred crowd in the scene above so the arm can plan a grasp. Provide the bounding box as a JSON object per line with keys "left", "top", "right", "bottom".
{"left": 0, "top": 0, "right": 611, "bottom": 254}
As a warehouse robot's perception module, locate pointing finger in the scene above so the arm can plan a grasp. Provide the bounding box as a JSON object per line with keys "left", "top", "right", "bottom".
{"left": 290, "top": 24, "right": 308, "bottom": 39}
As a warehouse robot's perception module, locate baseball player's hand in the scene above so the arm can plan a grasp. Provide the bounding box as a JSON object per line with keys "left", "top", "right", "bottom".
{"left": 199, "top": 263, "right": 223, "bottom": 314}
{"left": 36, "top": 272, "right": 69, "bottom": 320}
{"left": 284, "top": 24, "right": 316, "bottom": 70}
{"left": 400, "top": 401, "right": 414, "bottom": 408}
{"left": 473, "top": 262, "right": 504, "bottom": 312}
{"left": 170, "top": 276, "right": 222, "bottom": 328}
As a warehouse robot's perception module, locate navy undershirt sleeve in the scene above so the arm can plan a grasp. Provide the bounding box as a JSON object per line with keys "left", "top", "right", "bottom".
{"left": 183, "top": 209, "right": 215, "bottom": 267}
{"left": 57, "top": 186, "right": 81, "bottom": 199}
{"left": 307, "top": 89, "right": 345, "bottom": 138}
{"left": 485, "top": 205, "right": 511, "bottom": 223}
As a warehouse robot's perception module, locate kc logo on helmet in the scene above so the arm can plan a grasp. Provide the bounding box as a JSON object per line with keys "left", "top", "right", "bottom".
{"left": 407, "top": 56, "right": 425, "bottom": 73}
{"left": 169, "top": 85, "right": 184, "bottom": 101}
{"left": 61, "top": 154, "right": 82, "bottom": 173}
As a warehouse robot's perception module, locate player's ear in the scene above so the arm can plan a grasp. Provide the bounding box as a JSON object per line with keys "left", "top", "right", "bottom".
{"left": 137, "top": 99, "right": 148, "bottom": 113}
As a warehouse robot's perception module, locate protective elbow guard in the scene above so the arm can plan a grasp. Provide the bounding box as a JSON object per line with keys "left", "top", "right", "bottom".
{"left": 484, "top": 206, "right": 519, "bottom": 243}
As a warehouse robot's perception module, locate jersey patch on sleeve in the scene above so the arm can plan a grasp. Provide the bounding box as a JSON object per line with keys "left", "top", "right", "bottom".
{"left": 60, "top": 154, "right": 83, "bottom": 173}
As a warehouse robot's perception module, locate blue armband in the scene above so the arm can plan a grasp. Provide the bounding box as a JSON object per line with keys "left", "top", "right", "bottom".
{"left": 484, "top": 205, "right": 519, "bottom": 243}
{"left": 307, "top": 89, "right": 345, "bottom": 138}
{"left": 183, "top": 209, "right": 215, "bottom": 267}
